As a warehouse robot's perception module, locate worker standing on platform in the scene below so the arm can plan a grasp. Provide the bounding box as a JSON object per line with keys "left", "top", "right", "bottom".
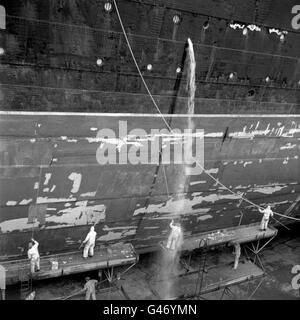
{"left": 27, "top": 238, "right": 40, "bottom": 274}
{"left": 259, "top": 205, "right": 274, "bottom": 231}
{"left": 83, "top": 277, "right": 98, "bottom": 300}
{"left": 233, "top": 242, "right": 241, "bottom": 270}
{"left": 82, "top": 226, "right": 97, "bottom": 259}
{"left": 0, "top": 264, "right": 5, "bottom": 300}
{"left": 166, "top": 220, "right": 182, "bottom": 251}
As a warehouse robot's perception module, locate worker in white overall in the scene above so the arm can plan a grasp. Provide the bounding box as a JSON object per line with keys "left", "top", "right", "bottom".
{"left": 83, "top": 277, "right": 98, "bottom": 300}
{"left": 259, "top": 205, "right": 274, "bottom": 231}
{"left": 82, "top": 226, "right": 97, "bottom": 259}
{"left": 25, "top": 291, "right": 36, "bottom": 300}
{"left": 166, "top": 220, "right": 182, "bottom": 251}
{"left": 233, "top": 243, "right": 241, "bottom": 270}
{"left": 27, "top": 238, "right": 40, "bottom": 274}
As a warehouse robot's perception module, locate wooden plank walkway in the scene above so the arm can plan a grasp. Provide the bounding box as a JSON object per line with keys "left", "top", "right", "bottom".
{"left": 153, "top": 223, "right": 277, "bottom": 299}
{"left": 2, "top": 243, "right": 138, "bottom": 285}
{"left": 181, "top": 223, "right": 277, "bottom": 251}
{"left": 1, "top": 224, "right": 277, "bottom": 286}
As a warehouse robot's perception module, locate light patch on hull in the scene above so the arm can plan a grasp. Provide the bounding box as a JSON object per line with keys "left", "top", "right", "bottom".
{"left": 280, "top": 143, "right": 297, "bottom": 150}
{"left": 252, "top": 185, "right": 286, "bottom": 194}
{"left": 19, "top": 199, "right": 33, "bottom": 205}
{"left": 6, "top": 201, "right": 17, "bottom": 206}
{"left": 190, "top": 180, "right": 207, "bottom": 186}
{"left": 102, "top": 225, "right": 135, "bottom": 231}
{"left": 44, "top": 173, "right": 52, "bottom": 185}
{"left": 68, "top": 173, "right": 82, "bottom": 193}
{"left": 144, "top": 226, "right": 160, "bottom": 230}
{"left": 46, "top": 203, "right": 106, "bottom": 228}
{"left": 204, "top": 132, "right": 223, "bottom": 137}
{"left": 152, "top": 209, "right": 211, "bottom": 220}
{"left": 283, "top": 157, "right": 290, "bottom": 164}
{"left": 80, "top": 192, "right": 97, "bottom": 198}
{"left": 282, "top": 128, "right": 300, "bottom": 138}
{"left": 97, "top": 227, "right": 137, "bottom": 241}
{"left": 243, "top": 161, "right": 253, "bottom": 167}
{"left": 205, "top": 168, "right": 219, "bottom": 174}
{"left": 133, "top": 192, "right": 239, "bottom": 217}
{"left": 0, "top": 204, "right": 106, "bottom": 232}
{"left": 64, "top": 203, "right": 72, "bottom": 207}
{"left": 197, "top": 215, "right": 213, "bottom": 221}
{"left": 229, "top": 123, "right": 300, "bottom": 140}
{"left": 37, "top": 196, "right": 77, "bottom": 204}
{"left": 0, "top": 218, "right": 39, "bottom": 233}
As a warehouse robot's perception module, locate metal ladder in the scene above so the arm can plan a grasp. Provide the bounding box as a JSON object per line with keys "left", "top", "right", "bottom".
{"left": 193, "top": 239, "right": 208, "bottom": 299}
{"left": 19, "top": 268, "right": 33, "bottom": 300}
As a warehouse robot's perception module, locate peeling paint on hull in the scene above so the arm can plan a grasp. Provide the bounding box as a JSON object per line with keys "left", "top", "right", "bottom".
{"left": 0, "top": 114, "right": 299, "bottom": 259}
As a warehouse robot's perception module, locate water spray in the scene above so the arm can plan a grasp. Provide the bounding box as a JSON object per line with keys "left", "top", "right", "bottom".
{"left": 159, "top": 38, "right": 197, "bottom": 300}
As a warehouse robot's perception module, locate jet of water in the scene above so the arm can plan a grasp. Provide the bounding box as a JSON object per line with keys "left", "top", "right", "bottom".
{"left": 187, "top": 38, "right": 196, "bottom": 117}
{"left": 185, "top": 38, "right": 196, "bottom": 175}
{"left": 158, "top": 38, "right": 197, "bottom": 300}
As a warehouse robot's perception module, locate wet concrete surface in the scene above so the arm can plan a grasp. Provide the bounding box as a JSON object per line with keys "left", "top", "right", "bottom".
{"left": 4, "top": 224, "right": 300, "bottom": 300}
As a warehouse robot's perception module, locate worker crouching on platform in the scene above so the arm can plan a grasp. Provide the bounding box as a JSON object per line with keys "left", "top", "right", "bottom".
{"left": 259, "top": 205, "right": 274, "bottom": 231}
{"left": 166, "top": 219, "right": 183, "bottom": 251}
{"left": 83, "top": 277, "right": 98, "bottom": 300}
{"left": 83, "top": 226, "right": 97, "bottom": 259}
{"left": 27, "top": 238, "right": 40, "bottom": 274}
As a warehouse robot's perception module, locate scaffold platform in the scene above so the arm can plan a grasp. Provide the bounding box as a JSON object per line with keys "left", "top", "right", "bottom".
{"left": 2, "top": 243, "right": 138, "bottom": 286}
{"left": 181, "top": 223, "right": 277, "bottom": 251}
{"left": 156, "top": 223, "right": 278, "bottom": 299}
{"left": 150, "top": 259, "right": 264, "bottom": 300}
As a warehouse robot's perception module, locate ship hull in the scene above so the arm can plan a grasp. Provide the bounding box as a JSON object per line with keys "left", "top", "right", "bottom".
{"left": 0, "top": 112, "right": 299, "bottom": 259}
{"left": 0, "top": 0, "right": 299, "bottom": 260}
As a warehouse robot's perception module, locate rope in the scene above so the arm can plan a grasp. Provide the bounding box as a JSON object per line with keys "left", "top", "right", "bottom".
{"left": 113, "top": 0, "right": 300, "bottom": 224}
{"left": 113, "top": 0, "right": 173, "bottom": 132}
{"left": 30, "top": 167, "right": 43, "bottom": 239}
{"left": 162, "top": 164, "right": 170, "bottom": 198}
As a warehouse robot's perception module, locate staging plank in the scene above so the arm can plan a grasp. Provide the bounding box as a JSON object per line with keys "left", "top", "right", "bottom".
{"left": 2, "top": 243, "right": 138, "bottom": 285}
{"left": 150, "top": 260, "right": 264, "bottom": 299}
{"left": 181, "top": 223, "right": 277, "bottom": 252}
